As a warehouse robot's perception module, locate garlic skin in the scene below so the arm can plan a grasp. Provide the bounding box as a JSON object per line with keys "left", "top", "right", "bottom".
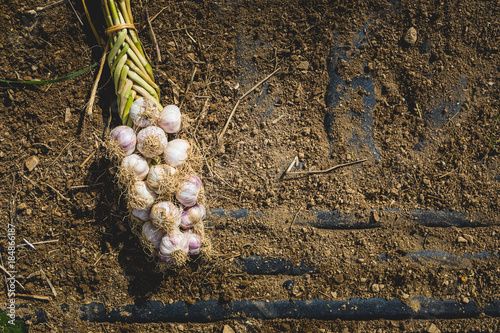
{"left": 136, "top": 126, "right": 168, "bottom": 158}
{"left": 164, "top": 139, "right": 190, "bottom": 167}
{"left": 129, "top": 97, "right": 160, "bottom": 127}
{"left": 185, "top": 231, "right": 202, "bottom": 255}
{"left": 110, "top": 125, "right": 136, "bottom": 156}
{"left": 180, "top": 204, "right": 206, "bottom": 229}
{"left": 132, "top": 209, "right": 150, "bottom": 221}
{"left": 158, "top": 104, "right": 181, "bottom": 133}
{"left": 121, "top": 154, "right": 149, "bottom": 180}
{"left": 129, "top": 181, "right": 157, "bottom": 210}
{"left": 158, "top": 229, "right": 189, "bottom": 265}
{"left": 176, "top": 175, "right": 202, "bottom": 207}
{"left": 150, "top": 201, "right": 182, "bottom": 230}
{"left": 147, "top": 164, "right": 177, "bottom": 194}
{"left": 142, "top": 221, "right": 164, "bottom": 249}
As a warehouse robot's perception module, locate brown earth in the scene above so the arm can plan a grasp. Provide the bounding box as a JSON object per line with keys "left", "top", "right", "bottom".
{"left": 0, "top": 0, "right": 499, "bottom": 332}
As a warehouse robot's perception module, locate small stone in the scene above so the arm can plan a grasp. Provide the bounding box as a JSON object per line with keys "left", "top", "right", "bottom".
{"left": 402, "top": 292, "right": 410, "bottom": 299}
{"left": 463, "top": 234, "right": 474, "bottom": 244}
{"left": 297, "top": 60, "right": 310, "bottom": 70}
{"left": 65, "top": 107, "right": 71, "bottom": 123}
{"left": 222, "top": 325, "right": 235, "bottom": 333}
{"left": 25, "top": 155, "right": 39, "bottom": 171}
{"left": 457, "top": 236, "right": 468, "bottom": 244}
{"left": 371, "top": 284, "right": 380, "bottom": 292}
{"left": 17, "top": 203, "right": 28, "bottom": 211}
{"left": 333, "top": 273, "right": 344, "bottom": 284}
{"left": 357, "top": 258, "right": 365, "bottom": 263}
{"left": 360, "top": 278, "right": 367, "bottom": 283}
{"left": 404, "top": 27, "right": 418, "bottom": 45}
{"left": 370, "top": 211, "right": 380, "bottom": 223}
{"left": 426, "top": 323, "right": 441, "bottom": 333}
{"left": 462, "top": 296, "right": 470, "bottom": 304}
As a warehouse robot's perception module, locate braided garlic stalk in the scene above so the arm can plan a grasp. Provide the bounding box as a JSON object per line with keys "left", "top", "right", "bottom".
{"left": 102, "top": 0, "right": 211, "bottom": 269}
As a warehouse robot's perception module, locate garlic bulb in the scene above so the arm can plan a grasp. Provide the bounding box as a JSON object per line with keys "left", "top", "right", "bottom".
{"left": 176, "top": 175, "right": 202, "bottom": 207}
{"left": 150, "top": 201, "right": 182, "bottom": 230}
{"left": 129, "top": 97, "right": 160, "bottom": 127}
{"left": 185, "top": 231, "right": 202, "bottom": 255}
{"left": 121, "top": 154, "right": 149, "bottom": 180}
{"left": 158, "top": 104, "right": 181, "bottom": 133}
{"left": 129, "top": 181, "right": 157, "bottom": 210}
{"left": 164, "top": 139, "right": 190, "bottom": 167}
{"left": 180, "top": 204, "right": 206, "bottom": 229}
{"left": 158, "top": 229, "right": 189, "bottom": 265}
{"left": 136, "top": 126, "right": 168, "bottom": 158}
{"left": 142, "top": 221, "right": 164, "bottom": 249}
{"left": 147, "top": 164, "right": 177, "bottom": 194}
{"left": 132, "top": 209, "right": 150, "bottom": 221}
{"left": 109, "top": 125, "right": 136, "bottom": 156}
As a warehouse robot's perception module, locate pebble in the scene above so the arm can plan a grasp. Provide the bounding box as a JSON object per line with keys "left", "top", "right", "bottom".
{"left": 457, "top": 236, "right": 468, "bottom": 244}
{"left": 297, "top": 60, "right": 310, "bottom": 70}
{"left": 333, "top": 273, "right": 345, "bottom": 284}
{"left": 404, "top": 27, "right": 418, "bottom": 45}
{"left": 17, "top": 203, "right": 28, "bottom": 211}
{"left": 426, "top": 323, "right": 441, "bottom": 333}
{"left": 462, "top": 296, "right": 470, "bottom": 304}
{"left": 463, "top": 234, "right": 474, "bottom": 244}
{"left": 25, "top": 155, "right": 39, "bottom": 171}
{"left": 371, "top": 284, "right": 380, "bottom": 292}
{"left": 222, "top": 325, "right": 235, "bottom": 333}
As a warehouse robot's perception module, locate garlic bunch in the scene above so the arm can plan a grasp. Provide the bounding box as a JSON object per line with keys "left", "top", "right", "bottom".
{"left": 137, "top": 126, "right": 168, "bottom": 158}
{"left": 147, "top": 164, "right": 176, "bottom": 194}
{"left": 164, "top": 139, "right": 190, "bottom": 167}
{"left": 158, "top": 229, "right": 189, "bottom": 265}
{"left": 142, "top": 221, "right": 164, "bottom": 249}
{"left": 176, "top": 175, "right": 203, "bottom": 207}
{"left": 180, "top": 204, "right": 206, "bottom": 229}
{"left": 150, "top": 201, "right": 182, "bottom": 231}
{"left": 159, "top": 105, "right": 181, "bottom": 133}
{"left": 121, "top": 154, "right": 149, "bottom": 180}
{"left": 129, "top": 181, "right": 157, "bottom": 210}
{"left": 129, "top": 97, "right": 160, "bottom": 127}
{"left": 109, "top": 125, "right": 136, "bottom": 156}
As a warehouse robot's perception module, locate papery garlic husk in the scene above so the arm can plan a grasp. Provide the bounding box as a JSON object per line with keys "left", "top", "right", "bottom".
{"left": 158, "top": 104, "right": 181, "bottom": 134}
{"left": 118, "top": 154, "right": 150, "bottom": 188}
{"left": 147, "top": 164, "right": 177, "bottom": 196}
{"left": 128, "top": 181, "right": 157, "bottom": 210}
{"left": 176, "top": 174, "right": 203, "bottom": 207}
{"left": 132, "top": 208, "right": 150, "bottom": 221}
{"left": 185, "top": 230, "right": 202, "bottom": 256}
{"left": 158, "top": 229, "right": 189, "bottom": 266}
{"left": 137, "top": 126, "right": 168, "bottom": 158}
{"left": 150, "top": 201, "right": 182, "bottom": 233}
{"left": 129, "top": 97, "right": 160, "bottom": 128}
{"left": 141, "top": 221, "right": 165, "bottom": 255}
{"left": 164, "top": 139, "right": 190, "bottom": 168}
{"left": 107, "top": 125, "right": 137, "bottom": 161}
{"left": 180, "top": 204, "right": 206, "bottom": 230}
{"left": 192, "top": 222, "right": 212, "bottom": 259}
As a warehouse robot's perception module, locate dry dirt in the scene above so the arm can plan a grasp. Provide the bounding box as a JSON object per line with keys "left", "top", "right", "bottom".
{"left": 0, "top": 0, "right": 499, "bottom": 332}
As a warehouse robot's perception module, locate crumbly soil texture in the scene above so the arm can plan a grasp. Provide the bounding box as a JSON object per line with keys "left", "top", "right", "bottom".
{"left": 1, "top": 0, "right": 499, "bottom": 332}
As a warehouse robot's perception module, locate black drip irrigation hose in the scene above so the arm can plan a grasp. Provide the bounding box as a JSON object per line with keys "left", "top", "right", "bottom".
{"left": 77, "top": 297, "right": 499, "bottom": 323}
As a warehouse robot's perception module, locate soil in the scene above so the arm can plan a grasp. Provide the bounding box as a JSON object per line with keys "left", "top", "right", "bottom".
{"left": 1, "top": 0, "right": 499, "bottom": 332}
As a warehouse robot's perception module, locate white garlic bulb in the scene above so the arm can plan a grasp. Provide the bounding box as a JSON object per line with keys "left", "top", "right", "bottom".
{"left": 164, "top": 139, "right": 190, "bottom": 167}
{"left": 180, "top": 204, "right": 206, "bottom": 229}
{"left": 150, "top": 201, "right": 182, "bottom": 230}
{"left": 129, "top": 97, "right": 160, "bottom": 127}
{"left": 132, "top": 209, "right": 150, "bottom": 221}
{"left": 185, "top": 230, "right": 202, "bottom": 256}
{"left": 158, "top": 104, "right": 181, "bottom": 133}
{"left": 142, "top": 221, "right": 164, "bottom": 249}
{"left": 158, "top": 229, "right": 189, "bottom": 265}
{"left": 109, "top": 125, "right": 136, "bottom": 156}
{"left": 176, "top": 175, "right": 202, "bottom": 207}
{"left": 121, "top": 154, "right": 149, "bottom": 180}
{"left": 136, "top": 126, "right": 168, "bottom": 158}
{"left": 129, "top": 181, "right": 157, "bottom": 210}
{"left": 147, "top": 164, "right": 177, "bottom": 194}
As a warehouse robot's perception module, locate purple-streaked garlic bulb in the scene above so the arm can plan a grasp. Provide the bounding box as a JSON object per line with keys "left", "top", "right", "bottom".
{"left": 180, "top": 204, "right": 206, "bottom": 229}
{"left": 176, "top": 175, "right": 202, "bottom": 207}
{"left": 142, "top": 221, "right": 164, "bottom": 249}
{"left": 164, "top": 139, "right": 190, "bottom": 167}
{"left": 132, "top": 209, "right": 150, "bottom": 221}
{"left": 109, "top": 125, "right": 136, "bottom": 156}
{"left": 158, "top": 104, "right": 181, "bottom": 133}
{"left": 129, "top": 181, "right": 157, "bottom": 210}
{"left": 129, "top": 97, "right": 160, "bottom": 127}
{"left": 121, "top": 154, "right": 149, "bottom": 180}
{"left": 150, "top": 201, "right": 182, "bottom": 230}
{"left": 158, "top": 229, "right": 189, "bottom": 265}
{"left": 147, "top": 164, "right": 177, "bottom": 194}
{"left": 185, "top": 230, "right": 202, "bottom": 255}
{"left": 136, "top": 126, "right": 168, "bottom": 158}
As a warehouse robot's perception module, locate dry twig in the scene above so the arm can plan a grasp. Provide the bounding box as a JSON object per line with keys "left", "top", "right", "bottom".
{"left": 283, "top": 159, "right": 368, "bottom": 179}
{"left": 86, "top": 42, "right": 109, "bottom": 116}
